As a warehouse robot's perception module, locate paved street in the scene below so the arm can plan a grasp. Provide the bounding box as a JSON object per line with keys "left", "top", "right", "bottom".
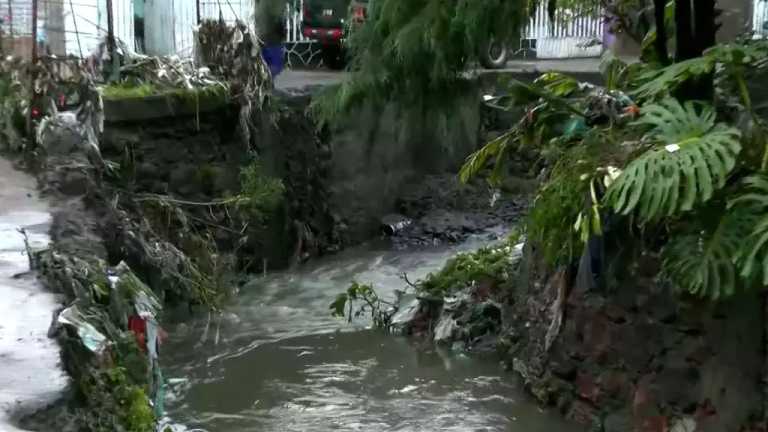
{"left": 274, "top": 58, "right": 604, "bottom": 90}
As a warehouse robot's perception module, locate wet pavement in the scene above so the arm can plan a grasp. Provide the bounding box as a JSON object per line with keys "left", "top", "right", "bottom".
{"left": 0, "top": 158, "right": 68, "bottom": 431}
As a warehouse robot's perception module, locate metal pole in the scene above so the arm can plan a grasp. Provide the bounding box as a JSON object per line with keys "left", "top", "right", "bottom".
{"left": 32, "top": 0, "right": 38, "bottom": 62}
{"left": 7, "top": 0, "right": 13, "bottom": 53}
{"left": 28, "top": 0, "right": 39, "bottom": 138}
{"left": 106, "top": 0, "right": 118, "bottom": 81}
{"left": 69, "top": 0, "right": 82, "bottom": 58}
{"left": 196, "top": 0, "right": 201, "bottom": 25}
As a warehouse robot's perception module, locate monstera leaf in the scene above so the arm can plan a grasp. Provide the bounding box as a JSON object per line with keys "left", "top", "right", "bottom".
{"left": 731, "top": 175, "right": 768, "bottom": 285}
{"left": 662, "top": 203, "right": 758, "bottom": 299}
{"left": 606, "top": 99, "right": 741, "bottom": 222}
{"left": 632, "top": 57, "right": 715, "bottom": 101}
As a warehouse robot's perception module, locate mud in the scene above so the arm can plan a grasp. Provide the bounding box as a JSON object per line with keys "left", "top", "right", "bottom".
{"left": 389, "top": 174, "right": 528, "bottom": 248}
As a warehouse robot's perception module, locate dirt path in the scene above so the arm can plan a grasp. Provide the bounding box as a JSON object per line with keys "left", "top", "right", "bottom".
{"left": 0, "top": 158, "right": 67, "bottom": 431}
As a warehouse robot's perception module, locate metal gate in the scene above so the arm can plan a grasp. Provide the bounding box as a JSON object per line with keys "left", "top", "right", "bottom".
{"left": 755, "top": 0, "right": 768, "bottom": 37}
{"left": 521, "top": 2, "right": 604, "bottom": 58}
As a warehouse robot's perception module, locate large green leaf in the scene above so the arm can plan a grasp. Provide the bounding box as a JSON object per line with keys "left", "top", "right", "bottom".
{"left": 605, "top": 99, "right": 741, "bottom": 222}
{"left": 459, "top": 130, "right": 513, "bottom": 185}
{"left": 731, "top": 175, "right": 768, "bottom": 285}
{"left": 632, "top": 57, "right": 715, "bottom": 101}
{"left": 662, "top": 204, "right": 758, "bottom": 299}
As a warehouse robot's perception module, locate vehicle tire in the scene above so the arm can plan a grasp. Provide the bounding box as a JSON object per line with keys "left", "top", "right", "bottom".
{"left": 479, "top": 39, "right": 509, "bottom": 69}
{"left": 321, "top": 46, "right": 346, "bottom": 70}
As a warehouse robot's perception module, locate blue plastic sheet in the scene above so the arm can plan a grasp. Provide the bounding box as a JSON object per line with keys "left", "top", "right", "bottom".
{"left": 262, "top": 45, "right": 286, "bottom": 77}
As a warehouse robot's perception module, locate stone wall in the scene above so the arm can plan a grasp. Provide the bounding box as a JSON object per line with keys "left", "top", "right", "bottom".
{"left": 505, "top": 236, "right": 766, "bottom": 431}
{"left": 322, "top": 90, "right": 481, "bottom": 242}
{"left": 100, "top": 102, "right": 302, "bottom": 271}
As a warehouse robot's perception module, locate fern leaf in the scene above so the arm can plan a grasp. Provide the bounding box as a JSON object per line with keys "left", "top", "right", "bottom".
{"left": 605, "top": 99, "right": 741, "bottom": 222}
{"left": 663, "top": 204, "right": 757, "bottom": 299}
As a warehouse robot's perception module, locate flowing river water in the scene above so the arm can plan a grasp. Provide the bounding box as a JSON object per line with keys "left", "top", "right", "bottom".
{"left": 163, "top": 236, "right": 583, "bottom": 432}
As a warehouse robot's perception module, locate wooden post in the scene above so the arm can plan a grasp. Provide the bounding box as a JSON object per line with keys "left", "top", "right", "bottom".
{"left": 106, "top": 0, "right": 119, "bottom": 81}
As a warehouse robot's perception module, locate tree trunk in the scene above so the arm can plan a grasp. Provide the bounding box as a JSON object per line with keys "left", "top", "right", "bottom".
{"left": 675, "top": 0, "right": 695, "bottom": 61}
{"left": 693, "top": 0, "right": 717, "bottom": 55}
{"left": 674, "top": 0, "right": 717, "bottom": 101}
{"left": 653, "top": 0, "right": 670, "bottom": 64}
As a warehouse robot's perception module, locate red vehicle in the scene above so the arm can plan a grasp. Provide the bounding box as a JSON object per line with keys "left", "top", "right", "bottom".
{"left": 302, "top": 0, "right": 509, "bottom": 70}
{"left": 302, "top": 0, "right": 367, "bottom": 69}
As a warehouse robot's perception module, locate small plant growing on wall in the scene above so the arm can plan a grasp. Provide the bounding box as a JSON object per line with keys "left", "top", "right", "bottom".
{"left": 238, "top": 160, "right": 286, "bottom": 222}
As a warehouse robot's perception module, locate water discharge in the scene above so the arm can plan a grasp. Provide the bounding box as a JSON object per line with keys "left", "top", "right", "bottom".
{"left": 164, "top": 236, "right": 583, "bottom": 432}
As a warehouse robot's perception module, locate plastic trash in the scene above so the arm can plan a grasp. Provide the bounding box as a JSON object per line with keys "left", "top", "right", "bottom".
{"left": 57, "top": 306, "right": 108, "bottom": 354}
{"left": 262, "top": 45, "right": 285, "bottom": 77}
{"left": 380, "top": 214, "right": 413, "bottom": 236}
{"left": 390, "top": 294, "right": 421, "bottom": 333}
{"left": 433, "top": 315, "right": 458, "bottom": 344}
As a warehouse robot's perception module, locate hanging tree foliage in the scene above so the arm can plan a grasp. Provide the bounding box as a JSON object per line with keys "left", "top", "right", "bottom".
{"left": 313, "top": 0, "right": 532, "bottom": 124}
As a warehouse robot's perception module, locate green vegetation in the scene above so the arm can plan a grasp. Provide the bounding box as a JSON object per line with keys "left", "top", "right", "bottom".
{"left": 0, "top": 67, "right": 27, "bottom": 149}
{"left": 330, "top": 281, "right": 393, "bottom": 328}
{"left": 419, "top": 239, "right": 520, "bottom": 296}
{"left": 238, "top": 161, "right": 286, "bottom": 221}
{"left": 101, "top": 81, "right": 230, "bottom": 106}
{"left": 101, "top": 82, "right": 158, "bottom": 99}
{"left": 331, "top": 234, "right": 522, "bottom": 324}
{"left": 79, "top": 365, "right": 155, "bottom": 432}
{"left": 462, "top": 35, "right": 768, "bottom": 299}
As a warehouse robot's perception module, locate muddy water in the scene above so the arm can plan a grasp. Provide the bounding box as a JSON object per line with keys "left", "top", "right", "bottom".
{"left": 164, "top": 237, "right": 582, "bottom": 432}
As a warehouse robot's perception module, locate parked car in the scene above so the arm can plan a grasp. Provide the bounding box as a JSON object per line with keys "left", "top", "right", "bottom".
{"left": 302, "top": 0, "right": 367, "bottom": 69}
{"left": 301, "top": 0, "right": 509, "bottom": 70}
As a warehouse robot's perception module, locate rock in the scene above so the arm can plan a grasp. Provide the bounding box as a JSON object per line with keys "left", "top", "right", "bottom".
{"left": 655, "top": 366, "right": 700, "bottom": 407}
{"left": 603, "top": 408, "right": 633, "bottom": 432}
{"left": 137, "top": 162, "right": 162, "bottom": 181}
{"left": 59, "top": 170, "right": 91, "bottom": 196}
{"left": 566, "top": 400, "right": 598, "bottom": 425}
{"left": 168, "top": 163, "right": 199, "bottom": 196}
{"left": 550, "top": 354, "right": 577, "bottom": 381}
{"left": 575, "top": 372, "right": 600, "bottom": 403}
{"left": 669, "top": 417, "right": 696, "bottom": 432}
{"left": 598, "top": 370, "right": 629, "bottom": 400}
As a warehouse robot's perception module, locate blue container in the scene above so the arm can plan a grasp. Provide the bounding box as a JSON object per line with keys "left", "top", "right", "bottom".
{"left": 262, "top": 45, "right": 286, "bottom": 77}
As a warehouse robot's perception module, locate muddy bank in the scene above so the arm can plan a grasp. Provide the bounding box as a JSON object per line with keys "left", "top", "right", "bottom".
{"left": 388, "top": 226, "right": 766, "bottom": 432}
{"left": 504, "top": 245, "right": 765, "bottom": 432}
